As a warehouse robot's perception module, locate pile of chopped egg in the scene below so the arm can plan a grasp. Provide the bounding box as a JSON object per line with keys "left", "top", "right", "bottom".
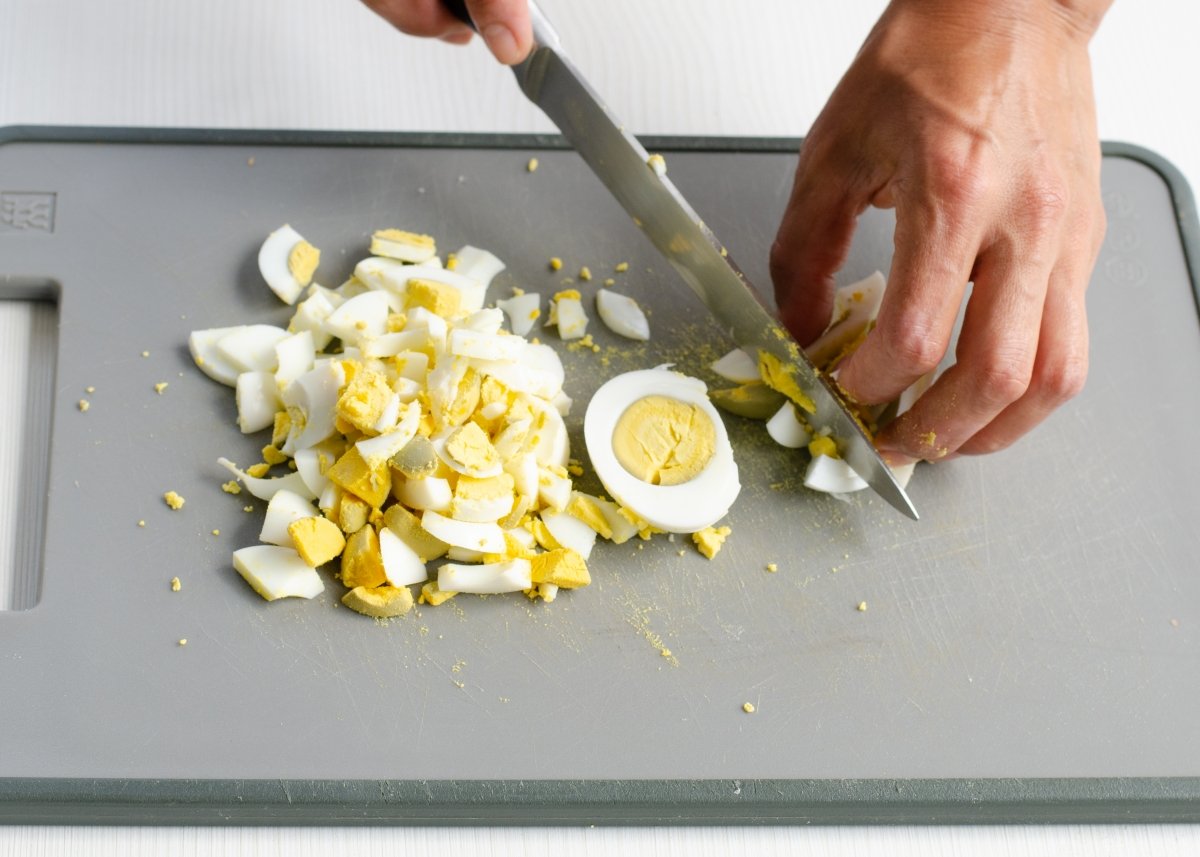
{"left": 190, "top": 225, "right": 730, "bottom": 620}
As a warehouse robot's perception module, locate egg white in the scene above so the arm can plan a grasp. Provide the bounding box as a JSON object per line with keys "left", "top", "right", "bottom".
{"left": 584, "top": 367, "right": 740, "bottom": 533}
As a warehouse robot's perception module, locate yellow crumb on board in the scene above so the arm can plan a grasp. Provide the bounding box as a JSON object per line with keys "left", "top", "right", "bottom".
{"left": 742, "top": 702, "right": 756, "bottom": 714}
{"left": 211, "top": 529, "right": 221, "bottom": 536}
{"left": 549, "top": 257, "right": 563, "bottom": 271}
{"left": 170, "top": 577, "right": 181, "bottom": 592}
{"left": 857, "top": 601, "right": 868, "bottom": 612}
{"left": 77, "top": 399, "right": 90, "bottom": 412}
{"left": 177, "top": 639, "right": 187, "bottom": 647}
{"left": 614, "top": 262, "right": 629, "bottom": 273}
{"left": 154, "top": 382, "right": 168, "bottom": 394}
{"left": 141, "top": 351, "right": 150, "bottom": 358}
{"left": 85, "top": 386, "right": 95, "bottom": 394}
{"left": 221, "top": 480, "right": 242, "bottom": 495}
{"left": 766, "top": 563, "right": 778, "bottom": 572}
{"left": 579, "top": 266, "right": 592, "bottom": 281}
{"left": 163, "top": 491, "right": 185, "bottom": 510}
{"left": 137, "top": 520, "right": 146, "bottom": 528}
{"left": 526, "top": 157, "right": 539, "bottom": 172}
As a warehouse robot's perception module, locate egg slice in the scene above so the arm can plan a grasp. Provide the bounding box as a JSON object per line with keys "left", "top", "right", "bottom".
{"left": 584, "top": 367, "right": 740, "bottom": 533}
{"left": 259, "top": 225, "right": 319, "bottom": 306}
{"left": 420, "top": 509, "right": 506, "bottom": 553}
{"left": 595, "top": 289, "right": 650, "bottom": 341}
{"left": 803, "top": 453, "right": 868, "bottom": 495}
{"left": 232, "top": 544, "right": 325, "bottom": 600}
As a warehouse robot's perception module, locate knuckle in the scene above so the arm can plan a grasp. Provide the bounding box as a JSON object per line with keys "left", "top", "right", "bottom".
{"left": 1035, "top": 350, "right": 1089, "bottom": 404}
{"left": 970, "top": 353, "right": 1033, "bottom": 407}
{"left": 924, "top": 151, "right": 989, "bottom": 214}
{"left": 877, "top": 310, "right": 946, "bottom": 377}
{"left": 1018, "top": 178, "right": 1070, "bottom": 235}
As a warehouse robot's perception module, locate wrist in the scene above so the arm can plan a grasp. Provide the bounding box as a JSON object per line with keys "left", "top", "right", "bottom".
{"left": 881, "top": 0, "right": 1109, "bottom": 48}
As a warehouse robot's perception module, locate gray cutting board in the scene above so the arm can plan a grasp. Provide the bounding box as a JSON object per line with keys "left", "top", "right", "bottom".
{"left": 1, "top": 129, "right": 1198, "bottom": 824}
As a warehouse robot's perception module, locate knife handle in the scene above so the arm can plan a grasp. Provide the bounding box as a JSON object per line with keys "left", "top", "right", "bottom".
{"left": 441, "top": 0, "right": 473, "bottom": 29}
{"left": 439, "top": 0, "right": 560, "bottom": 51}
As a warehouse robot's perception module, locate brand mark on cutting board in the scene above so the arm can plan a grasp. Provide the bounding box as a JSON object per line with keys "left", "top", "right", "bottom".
{"left": 0, "top": 192, "right": 56, "bottom": 233}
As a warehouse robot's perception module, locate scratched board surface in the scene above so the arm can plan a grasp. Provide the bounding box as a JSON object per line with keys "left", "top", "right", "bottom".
{"left": 1, "top": 134, "right": 1197, "bottom": 786}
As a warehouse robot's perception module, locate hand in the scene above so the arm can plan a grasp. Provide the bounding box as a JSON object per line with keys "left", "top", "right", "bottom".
{"left": 770, "top": 0, "right": 1111, "bottom": 465}
{"left": 361, "top": 0, "right": 532, "bottom": 65}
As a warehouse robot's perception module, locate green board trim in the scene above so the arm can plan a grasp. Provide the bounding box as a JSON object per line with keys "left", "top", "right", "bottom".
{"left": 1, "top": 126, "right": 1197, "bottom": 826}
{"left": 4, "top": 777, "right": 1200, "bottom": 825}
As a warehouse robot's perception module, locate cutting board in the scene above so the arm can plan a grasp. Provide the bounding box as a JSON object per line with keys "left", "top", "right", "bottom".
{"left": 2, "top": 128, "right": 1198, "bottom": 824}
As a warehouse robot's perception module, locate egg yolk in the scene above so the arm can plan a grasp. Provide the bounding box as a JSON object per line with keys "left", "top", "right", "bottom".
{"left": 611, "top": 395, "right": 716, "bottom": 486}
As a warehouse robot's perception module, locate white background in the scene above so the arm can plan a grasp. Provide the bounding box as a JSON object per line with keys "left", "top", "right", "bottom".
{"left": 3, "top": 0, "right": 1199, "bottom": 853}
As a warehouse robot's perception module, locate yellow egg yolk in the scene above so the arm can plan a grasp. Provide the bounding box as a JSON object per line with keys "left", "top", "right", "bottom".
{"left": 611, "top": 395, "right": 716, "bottom": 486}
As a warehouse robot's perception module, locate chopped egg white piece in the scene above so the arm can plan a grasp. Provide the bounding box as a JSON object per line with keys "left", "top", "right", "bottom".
{"left": 216, "top": 325, "right": 289, "bottom": 373}
{"left": 595, "top": 289, "right": 650, "bottom": 341}
{"left": 235, "top": 371, "right": 282, "bottom": 433}
{"left": 259, "top": 489, "right": 320, "bottom": 547}
{"left": 189, "top": 326, "right": 246, "bottom": 387}
{"left": 711, "top": 348, "right": 760, "bottom": 384}
{"left": 541, "top": 510, "right": 597, "bottom": 560}
{"left": 438, "top": 559, "right": 532, "bottom": 594}
{"left": 550, "top": 295, "right": 588, "bottom": 340}
{"left": 394, "top": 476, "right": 453, "bottom": 512}
{"left": 804, "top": 271, "right": 886, "bottom": 370}
{"left": 274, "top": 330, "right": 315, "bottom": 391}
{"left": 219, "top": 457, "right": 316, "bottom": 502}
{"left": 497, "top": 292, "right": 541, "bottom": 337}
{"left": 452, "top": 246, "right": 506, "bottom": 289}
{"left": 378, "top": 527, "right": 429, "bottom": 587}
{"left": 765, "top": 402, "right": 811, "bottom": 449}
{"left": 803, "top": 453, "right": 868, "bottom": 495}
{"left": 258, "top": 225, "right": 318, "bottom": 306}
{"left": 323, "top": 290, "right": 391, "bottom": 345}
{"left": 232, "top": 544, "right": 324, "bottom": 600}
{"left": 420, "top": 510, "right": 506, "bottom": 554}
{"left": 369, "top": 229, "right": 437, "bottom": 263}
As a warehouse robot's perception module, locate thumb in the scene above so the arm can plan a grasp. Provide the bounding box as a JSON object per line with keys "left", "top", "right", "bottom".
{"left": 466, "top": 0, "right": 533, "bottom": 64}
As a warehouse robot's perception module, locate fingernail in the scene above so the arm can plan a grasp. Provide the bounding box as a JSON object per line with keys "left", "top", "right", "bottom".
{"left": 877, "top": 448, "right": 915, "bottom": 469}
{"left": 482, "top": 23, "right": 519, "bottom": 64}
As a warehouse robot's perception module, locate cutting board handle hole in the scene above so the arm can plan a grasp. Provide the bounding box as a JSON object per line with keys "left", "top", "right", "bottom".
{"left": 0, "top": 280, "right": 58, "bottom": 612}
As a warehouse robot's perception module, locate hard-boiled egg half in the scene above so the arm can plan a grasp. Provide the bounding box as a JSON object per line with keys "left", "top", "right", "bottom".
{"left": 584, "top": 367, "right": 740, "bottom": 533}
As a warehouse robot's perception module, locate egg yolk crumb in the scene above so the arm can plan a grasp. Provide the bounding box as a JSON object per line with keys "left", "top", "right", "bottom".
{"left": 170, "top": 576, "right": 181, "bottom": 591}
{"left": 808, "top": 435, "right": 839, "bottom": 459}
{"left": 612, "top": 395, "right": 716, "bottom": 486}
{"left": 691, "top": 525, "right": 731, "bottom": 560}
{"left": 163, "top": 491, "right": 185, "bottom": 510}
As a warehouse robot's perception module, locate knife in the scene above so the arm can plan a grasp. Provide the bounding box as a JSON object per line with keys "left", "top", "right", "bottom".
{"left": 442, "top": 0, "right": 918, "bottom": 520}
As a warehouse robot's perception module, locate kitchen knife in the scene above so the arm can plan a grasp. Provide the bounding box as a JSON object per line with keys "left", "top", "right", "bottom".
{"left": 442, "top": 0, "right": 918, "bottom": 520}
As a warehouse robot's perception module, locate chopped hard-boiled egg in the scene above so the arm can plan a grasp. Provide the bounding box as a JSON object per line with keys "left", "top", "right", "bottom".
{"left": 259, "top": 225, "right": 320, "bottom": 306}
{"left": 595, "top": 289, "right": 649, "bottom": 341}
{"left": 232, "top": 544, "right": 324, "bottom": 600}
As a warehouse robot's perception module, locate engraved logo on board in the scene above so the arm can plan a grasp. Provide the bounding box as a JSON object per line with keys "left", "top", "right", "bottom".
{"left": 0, "top": 192, "right": 56, "bottom": 233}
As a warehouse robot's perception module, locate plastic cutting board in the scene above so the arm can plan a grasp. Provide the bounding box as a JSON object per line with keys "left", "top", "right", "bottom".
{"left": 1, "top": 128, "right": 1198, "bottom": 824}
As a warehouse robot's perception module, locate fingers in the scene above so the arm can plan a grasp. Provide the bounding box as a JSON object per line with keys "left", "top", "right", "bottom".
{"left": 362, "top": 0, "right": 473, "bottom": 42}
{"left": 770, "top": 135, "right": 876, "bottom": 346}
{"left": 835, "top": 167, "right": 982, "bottom": 406}
{"left": 466, "top": 0, "right": 533, "bottom": 64}
{"left": 954, "top": 214, "right": 1100, "bottom": 453}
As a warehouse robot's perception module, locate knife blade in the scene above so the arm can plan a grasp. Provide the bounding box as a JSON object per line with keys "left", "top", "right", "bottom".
{"left": 442, "top": 0, "right": 918, "bottom": 521}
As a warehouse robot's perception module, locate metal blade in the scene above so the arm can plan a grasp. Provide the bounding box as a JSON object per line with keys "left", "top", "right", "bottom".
{"left": 513, "top": 5, "right": 918, "bottom": 521}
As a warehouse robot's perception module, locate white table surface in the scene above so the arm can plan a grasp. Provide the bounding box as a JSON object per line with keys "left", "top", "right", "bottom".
{"left": 2, "top": 0, "right": 1199, "bottom": 853}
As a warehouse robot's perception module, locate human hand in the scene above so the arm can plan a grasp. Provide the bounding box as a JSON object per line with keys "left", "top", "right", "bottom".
{"left": 770, "top": 0, "right": 1111, "bottom": 465}
{"left": 361, "top": 0, "right": 532, "bottom": 64}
